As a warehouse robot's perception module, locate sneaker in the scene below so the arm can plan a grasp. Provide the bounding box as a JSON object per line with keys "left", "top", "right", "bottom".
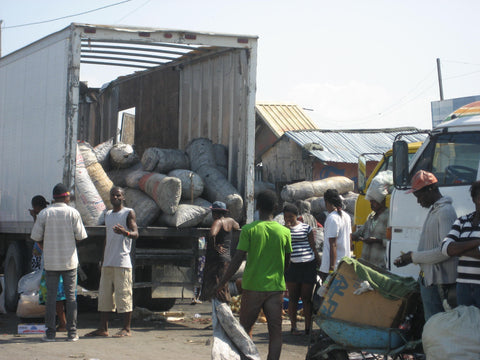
{"left": 42, "top": 335, "right": 56, "bottom": 342}
{"left": 66, "top": 334, "right": 79, "bottom": 342}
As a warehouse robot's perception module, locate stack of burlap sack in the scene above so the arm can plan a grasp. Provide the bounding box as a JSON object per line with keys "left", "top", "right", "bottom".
{"left": 74, "top": 138, "right": 244, "bottom": 228}
{"left": 280, "top": 176, "right": 358, "bottom": 224}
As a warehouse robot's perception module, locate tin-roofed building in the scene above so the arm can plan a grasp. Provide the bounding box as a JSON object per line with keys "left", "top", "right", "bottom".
{"left": 260, "top": 128, "right": 426, "bottom": 189}
{"left": 255, "top": 103, "right": 318, "bottom": 163}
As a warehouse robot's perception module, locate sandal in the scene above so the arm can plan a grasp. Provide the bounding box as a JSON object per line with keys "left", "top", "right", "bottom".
{"left": 112, "top": 329, "right": 131, "bottom": 338}
{"left": 84, "top": 329, "right": 109, "bottom": 337}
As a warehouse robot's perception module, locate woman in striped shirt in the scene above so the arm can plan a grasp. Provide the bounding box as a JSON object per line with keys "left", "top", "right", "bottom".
{"left": 283, "top": 204, "right": 321, "bottom": 335}
{"left": 442, "top": 180, "right": 480, "bottom": 308}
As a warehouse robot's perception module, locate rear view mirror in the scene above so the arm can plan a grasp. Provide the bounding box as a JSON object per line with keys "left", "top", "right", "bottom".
{"left": 393, "top": 140, "right": 409, "bottom": 188}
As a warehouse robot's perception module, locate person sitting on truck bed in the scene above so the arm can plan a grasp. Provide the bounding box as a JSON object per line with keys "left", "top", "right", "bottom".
{"left": 441, "top": 180, "right": 480, "bottom": 309}
{"left": 85, "top": 186, "right": 138, "bottom": 338}
{"left": 394, "top": 170, "right": 458, "bottom": 321}
{"left": 352, "top": 172, "right": 390, "bottom": 268}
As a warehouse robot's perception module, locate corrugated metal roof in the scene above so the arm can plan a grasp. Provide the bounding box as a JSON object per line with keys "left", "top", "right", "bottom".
{"left": 256, "top": 103, "right": 318, "bottom": 137}
{"left": 284, "top": 128, "right": 427, "bottom": 163}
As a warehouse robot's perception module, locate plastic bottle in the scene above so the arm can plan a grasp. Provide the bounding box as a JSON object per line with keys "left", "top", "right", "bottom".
{"left": 398, "top": 314, "right": 413, "bottom": 331}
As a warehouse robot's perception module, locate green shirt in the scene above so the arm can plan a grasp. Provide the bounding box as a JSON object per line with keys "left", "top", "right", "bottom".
{"left": 237, "top": 220, "right": 292, "bottom": 291}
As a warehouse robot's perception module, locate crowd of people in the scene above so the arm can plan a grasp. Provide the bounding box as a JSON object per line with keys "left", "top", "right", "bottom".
{"left": 28, "top": 171, "right": 480, "bottom": 359}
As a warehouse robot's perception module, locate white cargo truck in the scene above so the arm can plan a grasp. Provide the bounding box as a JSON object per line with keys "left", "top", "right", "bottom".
{"left": 389, "top": 109, "right": 480, "bottom": 278}
{"left": 0, "top": 24, "right": 257, "bottom": 312}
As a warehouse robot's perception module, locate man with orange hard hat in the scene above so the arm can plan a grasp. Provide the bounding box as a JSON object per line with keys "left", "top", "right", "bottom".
{"left": 394, "top": 170, "right": 458, "bottom": 321}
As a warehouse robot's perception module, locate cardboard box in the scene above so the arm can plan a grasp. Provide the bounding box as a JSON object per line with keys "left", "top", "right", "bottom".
{"left": 18, "top": 324, "right": 46, "bottom": 334}
{"left": 319, "top": 261, "right": 406, "bottom": 328}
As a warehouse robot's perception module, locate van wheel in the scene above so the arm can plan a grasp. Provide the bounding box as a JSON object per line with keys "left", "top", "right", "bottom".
{"left": 4, "top": 242, "right": 24, "bottom": 312}
{"left": 134, "top": 288, "right": 176, "bottom": 311}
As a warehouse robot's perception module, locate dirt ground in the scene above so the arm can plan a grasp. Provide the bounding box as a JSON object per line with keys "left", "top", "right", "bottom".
{"left": 0, "top": 295, "right": 312, "bottom": 360}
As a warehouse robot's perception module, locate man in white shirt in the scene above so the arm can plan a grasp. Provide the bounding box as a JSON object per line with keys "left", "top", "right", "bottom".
{"left": 31, "top": 183, "right": 87, "bottom": 342}
{"left": 85, "top": 187, "right": 138, "bottom": 338}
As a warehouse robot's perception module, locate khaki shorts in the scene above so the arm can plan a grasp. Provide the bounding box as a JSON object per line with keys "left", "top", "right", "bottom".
{"left": 98, "top": 267, "right": 133, "bottom": 313}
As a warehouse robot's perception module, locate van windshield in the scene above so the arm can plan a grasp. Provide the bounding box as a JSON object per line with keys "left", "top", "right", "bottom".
{"left": 411, "top": 132, "right": 480, "bottom": 186}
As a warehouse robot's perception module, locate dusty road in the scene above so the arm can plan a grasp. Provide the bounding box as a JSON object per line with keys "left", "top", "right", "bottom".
{"left": 0, "top": 296, "right": 312, "bottom": 360}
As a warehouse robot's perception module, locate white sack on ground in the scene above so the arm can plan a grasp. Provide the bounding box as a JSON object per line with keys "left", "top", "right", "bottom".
{"left": 213, "top": 143, "right": 228, "bottom": 168}
{"left": 197, "top": 166, "right": 243, "bottom": 222}
{"left": 141, "top": 147, "right": 190, "bottom": 173}
{"left": 281, "top": 176, "right": 354, "bottom": 203}
{"left": 158, "top": 204, "right": 209, "bottom": 228}
{"left": 124, "top": 188, "right": 161, "bottom": 227}
{"left": 138, "top": 173, "right": 181, "bottom": 215}
{"left": 93, "top": 138, "right": 113, "bottom": 171}
{"left": 126, "top": 170, "right": 151, "bottom": 189}
{"left": 185, "top": 138, "right": 217, "bottom": 172}
{"left": 107, "top": 163, "right": 143, "bottom": 188}
{"left": 16, "top": 293, "right": 45, "bottom": 318}
{"left": 366, "top": 170, "right": 393, "bottom": 204}
{"left": 87, "top": 162, "right": 114, "bottom": 209}
{"left": 211, "top": 298, "right": 261, "bottom": 360}
{"left": 110, "top": 143, "right": 139, "bottom": 169}
{"left": 168, "top": 169, "right": 204, "bottom": 200}
{"left": 75, "top": 149, "right": 106, "bottom": 225}
{"left": 423, "top": 305, "right": 480, "bottom": 360}
{"left": 77, "top": 141, "right": 98, "bottom": 167}
{"left": 307, "top": 196, "right": 326, "bottom": 214}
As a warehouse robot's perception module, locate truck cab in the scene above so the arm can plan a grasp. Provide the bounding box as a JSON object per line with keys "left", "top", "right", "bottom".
{"left": 389, "top": 106, "right": 480, "bottom": 277}
{"left": 354, "top": 142, "right": 422, "bottom": 258}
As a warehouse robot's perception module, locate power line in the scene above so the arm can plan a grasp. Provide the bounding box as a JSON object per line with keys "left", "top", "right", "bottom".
{"left": 2, "top": 0, "right": 132, "bottom": 29}
{"left": 116, "top": 0, "right": 151, "bottom": 22}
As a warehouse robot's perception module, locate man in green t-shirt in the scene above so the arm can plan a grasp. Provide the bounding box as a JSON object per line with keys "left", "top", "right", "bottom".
{"left": 217, "top": 190, "right": 292, "bottom": 360}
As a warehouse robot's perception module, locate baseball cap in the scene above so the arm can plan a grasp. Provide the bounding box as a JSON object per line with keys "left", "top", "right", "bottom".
{"left": 211, "top": 201, "right": 228, "bottom": 211}
{"left": 406, "top": 170, "right": 438, "bottom": 194}
{"left": 53, "top": 183, "right": 70, "bottom": 199}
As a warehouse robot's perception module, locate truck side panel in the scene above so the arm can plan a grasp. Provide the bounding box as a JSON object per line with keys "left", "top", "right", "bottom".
{"left": 0, "top": 31, "right": 72, "bottom": 232}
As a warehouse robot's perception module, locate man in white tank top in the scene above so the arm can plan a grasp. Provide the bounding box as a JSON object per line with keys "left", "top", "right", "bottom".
{"left": 85, "top": 187, "right": 138, "bottom": 338}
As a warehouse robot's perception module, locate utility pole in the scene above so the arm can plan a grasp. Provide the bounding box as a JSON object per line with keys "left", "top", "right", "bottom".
{"left": 436, "top": 58, "right": 444, "bottom": 100}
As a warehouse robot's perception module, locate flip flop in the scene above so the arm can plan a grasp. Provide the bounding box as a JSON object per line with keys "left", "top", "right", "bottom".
{"left": 84, "top": 329, "right": 109, "bottom": 337}
{"left": 112, "top": 330, "right": 131, "bottom": 338}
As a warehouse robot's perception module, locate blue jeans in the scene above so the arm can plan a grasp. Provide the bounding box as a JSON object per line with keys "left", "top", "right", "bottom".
{"left": 45, "top": 269, "right": 77, "bottom": 338}
{"left": 419, "top": 281, "right": 442, "bottom": 322}
{"left": 457, "top": 283, "right": 480, "bottom": 308}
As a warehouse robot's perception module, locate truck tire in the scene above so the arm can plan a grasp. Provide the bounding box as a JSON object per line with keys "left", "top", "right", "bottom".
{"left": 4, "top": 242, "right": 24, "bottom": 312}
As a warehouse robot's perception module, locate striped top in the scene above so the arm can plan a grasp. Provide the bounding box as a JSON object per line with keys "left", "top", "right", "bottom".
{"left": 442, "top": 211, "right": 480, "bottom": 284}
{"left": 289, "top": 222, "right": 314, "bottom": 263}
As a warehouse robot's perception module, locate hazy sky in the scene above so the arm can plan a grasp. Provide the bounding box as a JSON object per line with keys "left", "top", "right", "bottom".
{"left": 2, "top": 0, "right": 480, "bottom": 130}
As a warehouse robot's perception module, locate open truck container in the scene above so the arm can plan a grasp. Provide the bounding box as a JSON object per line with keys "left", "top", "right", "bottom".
{"left": 0, "top": 23, "right": 257, "bottom": 312}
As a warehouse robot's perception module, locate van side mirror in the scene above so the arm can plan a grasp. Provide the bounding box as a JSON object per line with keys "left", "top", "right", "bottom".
{"left": 393, "top": 140, "right": 409, "bottom": 188}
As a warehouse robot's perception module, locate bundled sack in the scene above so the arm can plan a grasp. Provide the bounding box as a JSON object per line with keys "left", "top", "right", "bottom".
{"left": 168, "top": 169, "right": 204, "bottom": 200}
{"left": 77, "top": 141, "right": 98, "bottom": 167}
{"left": 138, "top": 173, "right": 181, "bottom": 215}
{"left": 281, "top": 176, "right": 354, "bottom": 203}
{"left": 158, "top": 204, "right": 209, "bottom": 228}
{"left": 124, "top": 188, "right": 161, "bottom": 227}
{"left": 196, "top": 166, "right": 243, "bottom": 222}
{"left": 93, "top": 138, "right": 114, "bottom": 171}
{"left": 107, "top": 163, "right": 143, "bottom": 188}
{"left": 75, "top": 149, "right": 106, "bottom": 225}
{"left": 87, "top": 162, "right": 114, "bottom": 209}
{"left": 213, "top": 143, "right": 228, "bottom": 168}
{"left": 141, "top": 147, "right": 190, "bottom": 173}
{"left": 126, "top": 169, "right": 151, "bottom": 189}
{"left": 423, "top": 305, "right": 480, "bottom": 359}
{"left": 185, "top": 138, "right": 217, "bottom": 172}
{"left": 342, "top": 191, "right": 359, "bottom": 214}
{"left": 110, "top": 143, "right": 139, "bottom": 169}
{"left": 254, "top": 180, "right": 275, "bottom": 198}
{"left": 366, "top": 170, "right": 393, "bottom": 203}
{"left": 181, "top": 197, "right": 213, "bottom": 227}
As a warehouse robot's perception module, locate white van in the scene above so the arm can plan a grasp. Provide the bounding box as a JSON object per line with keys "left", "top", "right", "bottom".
{"left": 389, "top": 106, "right": 480, "bottom": 278}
